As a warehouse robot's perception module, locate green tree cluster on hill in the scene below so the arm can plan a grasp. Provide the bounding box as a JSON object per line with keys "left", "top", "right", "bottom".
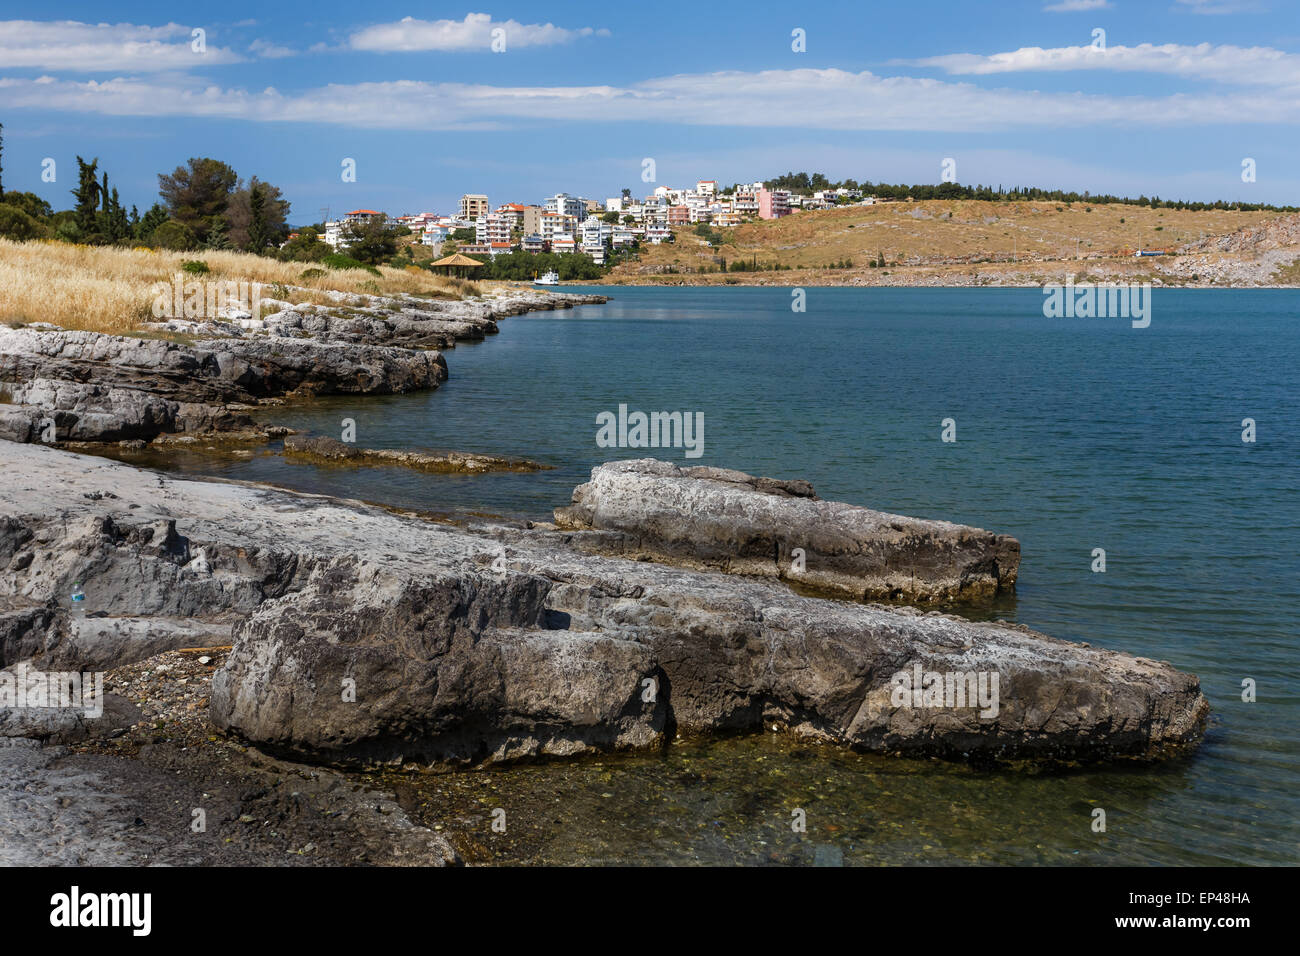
{"left": 156, "top": 157, "right": 238, "bottom": 246}
{"left": 342, "top": 217, "right": 405, "bottom": 265}
{"left": 764, "top": 170, "right": 1299, "bottom": 213}
{"left": 153, "top": 158, "right": 290, "bottom": 253}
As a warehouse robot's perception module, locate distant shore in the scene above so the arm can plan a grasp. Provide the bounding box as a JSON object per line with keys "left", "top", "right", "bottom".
{"left": 574, "top": 201, "right": 1300, "bottom": 290}
{"left": 567, "top": 258, "right": 1300, "bottom": 290}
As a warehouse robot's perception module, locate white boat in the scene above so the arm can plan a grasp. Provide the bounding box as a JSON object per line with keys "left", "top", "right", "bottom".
{"left": 533, "top": 270, "right": 560, "bottom": 286}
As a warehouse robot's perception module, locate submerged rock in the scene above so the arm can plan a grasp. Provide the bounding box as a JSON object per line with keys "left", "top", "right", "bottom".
{"left": 0, "top": 444, "right": 1207, "bottom": 769}
{"left": 283, "top": 434, "right": 550, "bottom": 474}
{"left": 555, "top": 459, "right": 1020, "bottom": 604}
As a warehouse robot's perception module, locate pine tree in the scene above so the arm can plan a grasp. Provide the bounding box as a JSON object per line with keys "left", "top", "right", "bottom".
{"left": 205, "top": 216, "right": 233, "bottom": 250}
{"left": 134, "top": 202, "right": 169, "bottom": 243}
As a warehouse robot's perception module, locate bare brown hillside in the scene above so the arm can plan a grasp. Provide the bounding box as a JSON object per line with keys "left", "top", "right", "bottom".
{"left": 601, "top": 200, "right": 1300, "bottom": 287}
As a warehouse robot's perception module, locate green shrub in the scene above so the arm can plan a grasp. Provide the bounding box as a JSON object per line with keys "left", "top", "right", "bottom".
{"left": 1, "top": 192, "right": 53, "bottom": 222}
{"left": 0, "top": 204, "right": 46, "bottom": 241}
{"left": 181, "top": 259, "right": 210, "bottom": 274}
{"left": 278, "top": 228, "right": 332, "bottom": 263}
{"left": 320, "top": 253, "right": 382, "bottom": 276}
{"left": 152, "top": 220, "right": 196, "bottom": 251}
{"left": 300, "top": 268, "right": 327, "bottom": 280}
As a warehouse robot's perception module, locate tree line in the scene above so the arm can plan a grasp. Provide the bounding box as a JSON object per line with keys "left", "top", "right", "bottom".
{"left": 761, "top": 170, "right": 1299, "bottom": 213}
{"left": 0, "top": 131, "right": 296, "bottom": 254}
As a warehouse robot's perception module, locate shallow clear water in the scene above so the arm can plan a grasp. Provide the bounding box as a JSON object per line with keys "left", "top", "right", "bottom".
{"left": 126, "top": 287, "right": 1300, "bottom": 865}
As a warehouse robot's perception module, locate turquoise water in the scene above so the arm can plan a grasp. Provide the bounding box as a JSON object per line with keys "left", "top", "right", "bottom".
{"left": 137, "top": 287, "right": 1300, "bottom": 864}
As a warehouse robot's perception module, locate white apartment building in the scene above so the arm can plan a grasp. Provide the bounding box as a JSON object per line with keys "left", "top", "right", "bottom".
{"left": 544, "top": 193, "right": 587, "bottom": 220}
{"left": 475, "top": 213, "right": 513, "bottom": 246}
{"left": 645, "top": 222, "right": 672, "bottom": 244}
{"left": 641, "top": 200, "right": 668, "bottom": 224}
{"left": 580, "top": 216, "right": 612, "bottom": 252}
{"left": 540, "top": 212, "right": 578, "bottom": 240}
{"left": 495, "top": 203, "right": 528, "bottom": 232}
{"left": 421, "top": 224, "right": 452, "bottom": 247}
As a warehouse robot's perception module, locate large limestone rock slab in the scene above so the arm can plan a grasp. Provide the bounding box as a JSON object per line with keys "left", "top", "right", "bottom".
{"left": 555, "top": 459, "right": 1020, "bottom": 603}
{"left": 0, "top": 444, "right": 1206, "bottom": 769}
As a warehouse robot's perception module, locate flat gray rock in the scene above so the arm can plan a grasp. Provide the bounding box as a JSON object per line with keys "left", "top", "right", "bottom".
{"left": 555, "top": 459, "right": 1020, "bottom": 604}
{"left": 0, "top": 444, "right": 1207, "bottom": 769}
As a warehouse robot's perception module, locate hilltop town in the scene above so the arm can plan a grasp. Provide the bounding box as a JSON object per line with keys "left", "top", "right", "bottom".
{"left": 319, "top": 178, "right": 1300, "bottom": 288}
{"left": 321, "top": 179, "right": 800, "bottom": 266}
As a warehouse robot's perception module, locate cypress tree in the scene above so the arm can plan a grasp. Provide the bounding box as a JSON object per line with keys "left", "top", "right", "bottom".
{"left": 247, "top": 182, "right": 269, "bottom": 254}
{"left": 72, "top": 156, "right": 102, "bottom": 242}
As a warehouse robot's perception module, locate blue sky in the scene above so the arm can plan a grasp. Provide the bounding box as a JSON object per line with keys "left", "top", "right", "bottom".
{"left": 2, "top": 0, "right": 1298, "bottom": 224}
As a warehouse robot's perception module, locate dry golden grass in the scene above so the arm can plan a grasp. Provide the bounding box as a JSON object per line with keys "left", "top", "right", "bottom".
{"left": 0, "top": 239, "right": 477, "bottom": 333}
{"left": 609, "top": 199, "right": 1287, "bottom": 279}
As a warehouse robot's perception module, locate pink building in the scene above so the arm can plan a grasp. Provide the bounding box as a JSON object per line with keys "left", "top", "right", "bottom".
{"left": 757, "top": 188, "right": 791, "bottom": 220}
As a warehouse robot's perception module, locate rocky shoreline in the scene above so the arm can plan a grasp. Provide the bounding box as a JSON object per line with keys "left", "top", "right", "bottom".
{"left": 0, "top": 286, "right": 605, "bottom": 450}
{"left": 2, "top": 443, "right": 1207, "bottom": 765}
{"left": 0, "top": 283, "right": 1210, "bottom": 864}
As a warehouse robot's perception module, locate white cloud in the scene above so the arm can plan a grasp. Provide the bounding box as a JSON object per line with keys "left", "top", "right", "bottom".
{"left": 2, "top": 68, "right": 1298, "bottom": 131}
{"left": 249, "top": 38, "right": 295, "bottom": 59}
{"left": 915, "top": 42, "right": 1300, "bottom": 88}
{"left": 349, "top": 13, "right": 608, "bottom": 52}
{"left": 0, "top": 19, "right": 244, "bottom": 71}
{"left": 1043, "top": 0, "right": 1113, "bottom": 11}
{"left": 1174, "top": 0, "right": 1258, "bottom": 14}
